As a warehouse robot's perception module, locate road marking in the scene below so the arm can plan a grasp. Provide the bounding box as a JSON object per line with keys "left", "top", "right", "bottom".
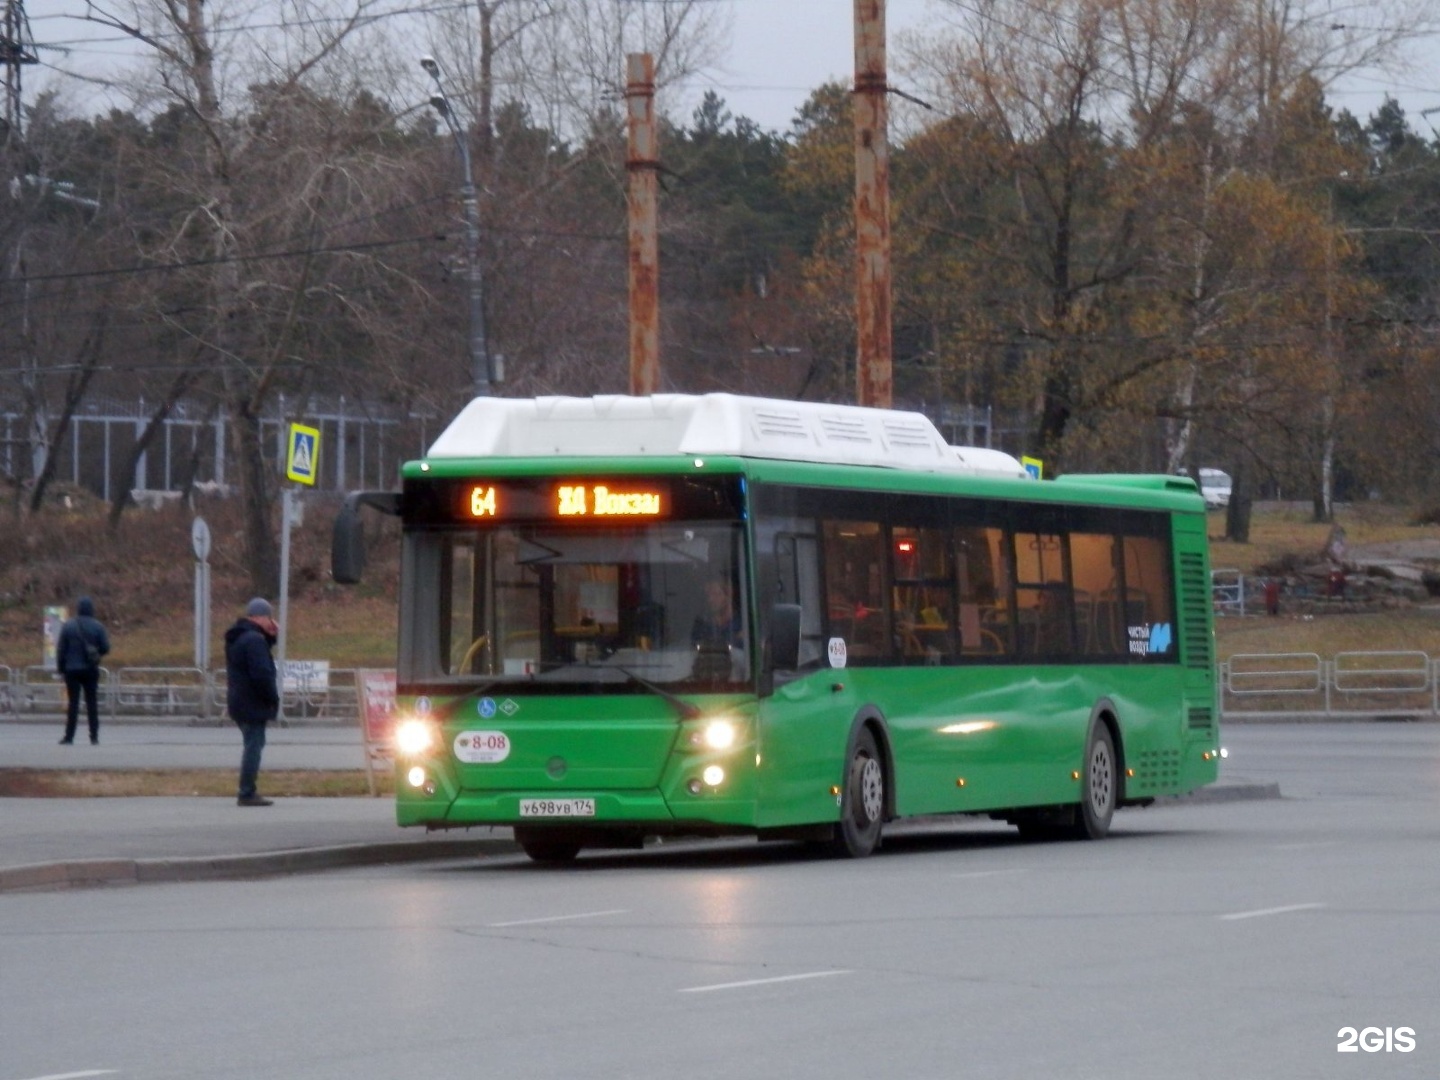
{"left": 488, "top": 909, "right": 628, "bottom": 927}
{"left": 1219, "top": 903, "right": 1325, "bottom": 921}
{"left": 948, "top": 869, "right": 1029, "bottom": 880}
{"left": 1271, "top": 842, "right": 1339, "bottom": 851}
{"left": 679, "top": 970, "right": 852, "bottom": 994}
{"left": 21, "top": 1072, "right": 119, "bottom": 1080}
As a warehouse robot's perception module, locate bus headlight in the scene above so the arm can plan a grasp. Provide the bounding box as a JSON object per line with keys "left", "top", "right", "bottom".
{"left": 395, "top": 718, "right": 437, "bottom": 756}
{"left": 702, "top": 719, "right": 737, "bottom": 750}
{"left": 702, "top": 765, "right": 725, "bottom": 787}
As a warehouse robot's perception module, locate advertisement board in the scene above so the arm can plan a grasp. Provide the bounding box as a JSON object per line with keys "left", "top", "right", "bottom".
{"left": 357, "top": 669, "right": 397, "bottom": 796}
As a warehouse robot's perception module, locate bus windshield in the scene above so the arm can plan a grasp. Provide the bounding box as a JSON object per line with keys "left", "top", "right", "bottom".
{"left": 399, "top": 521, "right": 750, "bottom": 689}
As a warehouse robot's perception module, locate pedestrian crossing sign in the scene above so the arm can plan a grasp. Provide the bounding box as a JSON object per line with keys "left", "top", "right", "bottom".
{"left": 286, "top": 423, "right": 321, "bottom": 485}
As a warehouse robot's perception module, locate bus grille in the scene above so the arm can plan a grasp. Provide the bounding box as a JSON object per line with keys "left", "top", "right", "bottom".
{"left": 1178, "top": 551, "right": 1212, "bottom": 670}
{"left": 753, "top": 409, "right": 811, "bottom": 441}
{"left": 1133, "top": 748, "right": 1181, "bottom": 791}
{"left": 1188, "top": 706, "right": 1215, "bottom": 733}
{"left": 820, "top": 416, "right": 872, "bottom": 444}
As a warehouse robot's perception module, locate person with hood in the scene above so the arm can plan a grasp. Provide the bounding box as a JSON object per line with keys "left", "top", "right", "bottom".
{"left": 226, "top": 597, "right": 280, "bottom": 806}
{"left": 56, "top": 596, "right": 111, "bottom": 745}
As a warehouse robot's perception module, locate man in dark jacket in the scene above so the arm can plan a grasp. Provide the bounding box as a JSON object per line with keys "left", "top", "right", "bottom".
{"left": 226, "top": 597, "right": 280, "bottom": 806}
{"left": 56, "top": 596, "right": 111, "bottom": 745}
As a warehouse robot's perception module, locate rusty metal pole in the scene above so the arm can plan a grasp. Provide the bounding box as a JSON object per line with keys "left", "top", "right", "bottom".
{"left": 854, "top": 0, "right": 893, "bottom": 408}
{"left": 626, "top": 53, "right": 660, "bottom": 397}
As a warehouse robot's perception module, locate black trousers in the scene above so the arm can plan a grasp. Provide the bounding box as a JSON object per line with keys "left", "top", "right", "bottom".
{"left": 63, "top": 669, "right": 101, "bottom": 742}
{"left": 236, "top": 720, "right": 268, "bottom": 798}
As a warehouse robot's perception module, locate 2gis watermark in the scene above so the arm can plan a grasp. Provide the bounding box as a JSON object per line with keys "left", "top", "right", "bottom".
{"left": 1336, "top": 1027, "right": 1416, "bottom": 1053}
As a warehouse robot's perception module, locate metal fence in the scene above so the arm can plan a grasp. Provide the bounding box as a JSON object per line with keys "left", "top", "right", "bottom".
{"left": 1211, "top": 568, "right": 1249, "bottom": 616}
{"left": 7, "top": 653, "right": 1440, "bottom": 725}
{"left": 1221, "top": 651, "right": 1440, "bottom": 720}
{"left": 0, "top": 665, "right": 366, "bottom": 726}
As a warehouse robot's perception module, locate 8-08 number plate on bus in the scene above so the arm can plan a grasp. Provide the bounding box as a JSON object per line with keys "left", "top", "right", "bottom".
{"left": 519, "top": 798, "right": 596, "bottom": 818}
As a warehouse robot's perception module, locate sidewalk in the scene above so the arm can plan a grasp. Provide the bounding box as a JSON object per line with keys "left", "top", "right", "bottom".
{"left": 0, "top": 721, "right": 517, "bottom": 892}
{"left": 1, "top": 721, "right": 1276, "bottom": 893}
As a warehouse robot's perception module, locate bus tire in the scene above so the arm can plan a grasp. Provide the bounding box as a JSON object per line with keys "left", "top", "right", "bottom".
{"left": 1071, "top": 722, "right": 1117, "bottom": 840}
{"left": 831, "top": 727, "right": 885, "bottom": 858}
{"left": 514, "top": 828, "right": 582, "bottom": 863}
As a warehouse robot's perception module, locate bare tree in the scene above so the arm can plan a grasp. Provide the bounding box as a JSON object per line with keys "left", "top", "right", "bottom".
{"left": 897, "top": 0, "right": 1435, "bottom": 473}
{"left": 80, "top": 0, "right": 423, "bottom": 593}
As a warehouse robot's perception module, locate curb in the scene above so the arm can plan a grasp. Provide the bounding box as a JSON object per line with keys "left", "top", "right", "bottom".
{"left": 1, "top": 783, "right": 1279, "bottom": 894}
{"left": 0, "top": 837, "right": 519, "bottom": 894}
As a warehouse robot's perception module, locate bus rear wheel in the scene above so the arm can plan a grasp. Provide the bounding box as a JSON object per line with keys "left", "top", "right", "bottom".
{"left": 514, "top": 827, "right": 582, "bottom": 863}
{"left": 831, "top": 728, "right": 885, "bottom": 858}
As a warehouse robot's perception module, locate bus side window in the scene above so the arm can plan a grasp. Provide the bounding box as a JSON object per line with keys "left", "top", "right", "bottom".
{"left": 770, "top": 529, "right": 824, "bottom": 669}
{"left": 1070, "top": 532, "right": 1121, "bottom": 657}
{"left": 1122, "top": 535, "right": 1174, "bottom": 653}
{"left": 955, "top": 525, "right": 1009, "bottom": 656}
{"left": 822, "top": 520, "right": 887, "bottom": 659}
{"left": 1012, "top": 528, "right": 1072, "bottom": 657}
{"left": 891, "top": 525, "right": 951, "bottom": 662}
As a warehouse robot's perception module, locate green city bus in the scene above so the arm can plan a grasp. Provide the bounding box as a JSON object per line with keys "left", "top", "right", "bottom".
{"left": 334, "top": 393, "right": 1220, "bottom": 862}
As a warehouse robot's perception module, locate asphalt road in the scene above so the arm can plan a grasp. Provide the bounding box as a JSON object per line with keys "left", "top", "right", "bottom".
{"left": 2, "top": 723, "right": 1437, "bottom": 1080}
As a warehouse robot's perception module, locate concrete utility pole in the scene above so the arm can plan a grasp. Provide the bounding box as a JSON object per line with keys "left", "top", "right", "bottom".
{"left": 626, "top": 53, "right": 660, "bottom": 396}
{"left": 422, "top": 56, "right": 492, "bottom": 398}
{"left": 854, "top": 0, "right": 893, "bottom": 408}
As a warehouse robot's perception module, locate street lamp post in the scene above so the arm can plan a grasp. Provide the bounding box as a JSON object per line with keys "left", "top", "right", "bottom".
{"left": 421, "top": 56, "right": 491, "bottom": 397}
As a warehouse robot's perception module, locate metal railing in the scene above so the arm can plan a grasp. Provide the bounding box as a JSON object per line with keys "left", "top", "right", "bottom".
{"left": 114, "top": 667, "right": 212, "bottom": 722}
{"left": 1221, "top": 651, "right": 1440, "bottom": 720}
{"left": 6, "top": 653, "right": 1440, "bottom": 725}
{"left": 1212, "top": 568, "right": 1248, "bottom": 616}
{"left": 0, "top": 664, "right": 15, "bottom": 718}
{"left": 0, "top": 665, "right": 365, "bottom": 726}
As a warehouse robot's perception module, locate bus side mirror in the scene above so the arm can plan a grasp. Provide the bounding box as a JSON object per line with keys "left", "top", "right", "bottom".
{"left": 332, "top": 500, "right": 366, "bottom": 584}
{"left": 331, "top": 491, "right": 400, "bottom": 585}
{"left": 769, "top": 603, "right": 802, "bottom": 671}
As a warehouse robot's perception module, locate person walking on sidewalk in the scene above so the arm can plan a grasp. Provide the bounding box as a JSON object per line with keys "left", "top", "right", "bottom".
{"left": 226, "top": 597, "right": 280, "bottom": 807}
{"left": 57, "top": 596, "right": 111, "bottom": 745}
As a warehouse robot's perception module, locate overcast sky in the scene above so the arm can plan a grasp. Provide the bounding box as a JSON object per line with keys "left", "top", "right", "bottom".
{"left": 24, "top": 0, "right": 1440, "bottom": 137}
{"left": 692, "top": 0, "right": 1440, "bottom": 136}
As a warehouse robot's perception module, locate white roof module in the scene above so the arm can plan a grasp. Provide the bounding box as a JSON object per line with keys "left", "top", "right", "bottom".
{"left": 426, "top": 393, "right": 1031, "bottom": 479}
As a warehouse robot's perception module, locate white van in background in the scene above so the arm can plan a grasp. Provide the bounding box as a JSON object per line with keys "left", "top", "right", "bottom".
{"left": 1198, "top": 468, "right": 1232, "bottom": 509}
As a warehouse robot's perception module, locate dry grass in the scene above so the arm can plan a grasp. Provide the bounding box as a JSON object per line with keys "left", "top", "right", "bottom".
{"left": 0, "top": 768, "right": 393, "bottom": 797}
{"left": 1216, "top": 608, "right": 1440, "bottom": 659}
{"left": 1205, "top": 501, "right": 1440, "bottom": 575}
{"left": 1207, "top": 501, "right": 1440, "bottom": 660}
{"left": 0, "top": 491, "right": 401, "bottom": 669}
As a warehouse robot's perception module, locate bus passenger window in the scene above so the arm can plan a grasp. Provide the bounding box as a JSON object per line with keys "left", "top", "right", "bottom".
{"left": 823, "top": 520, "right": 886, "bottom": 659}
{"left": 1122, "top": 536, "right": 1175, "bottom": 655}
{"left": 891, "top": 526, "right": 951, "bottom": 662}
{"left": 1070, "top": 532, "right": 1121, "bottom": 657}
{"left": 1012, "top": 529, "right": 1071, "bottom": 656}
{"left": 955, "top": 525, "right": 1009, "bottom": 655}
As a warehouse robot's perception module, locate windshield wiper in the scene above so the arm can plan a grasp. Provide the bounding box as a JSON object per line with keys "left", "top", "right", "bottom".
{"left": 529, "top": 657, "right": 700, "bottom": 720}
{"left": 607, "top": 664, "right": 701, "bottom": 720}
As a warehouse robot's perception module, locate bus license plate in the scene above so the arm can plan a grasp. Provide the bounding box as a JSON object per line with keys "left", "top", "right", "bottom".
{"left": 519, "top": 798, "right": 596, "bottom": 818}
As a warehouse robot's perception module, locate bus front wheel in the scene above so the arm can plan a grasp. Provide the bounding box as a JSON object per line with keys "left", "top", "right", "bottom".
{"left": 514, "top": 827, "right": 582, "bottom": 863}
{"left": 831, "top": 727, "right": 885, "bottom": 858}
